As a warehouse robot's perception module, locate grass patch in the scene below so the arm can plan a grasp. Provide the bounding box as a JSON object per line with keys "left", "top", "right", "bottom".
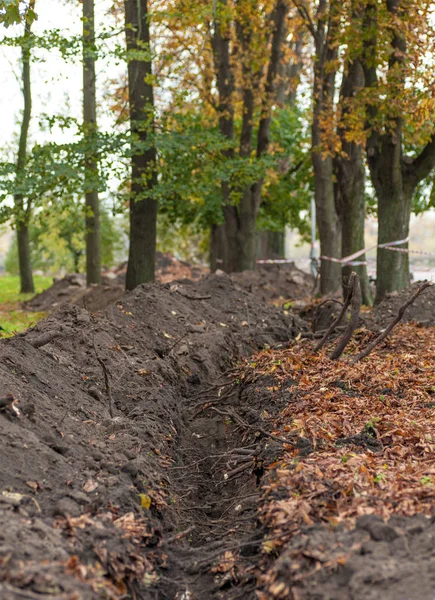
{"left": 0, "top": 275, "right": 52, "bottom": 337}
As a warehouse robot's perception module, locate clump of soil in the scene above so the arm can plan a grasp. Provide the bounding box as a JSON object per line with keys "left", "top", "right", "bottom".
{"left": 0, "top": 273, "right": 308, "bottom": 598}
{"left": 373, "top": 280, "right": 435, "bottom": 326}
{"left": 231, "top": 262, "right": 314, "bottom": 303}
{"left": 263, "top": 513, "right": 435, "bottom": 600}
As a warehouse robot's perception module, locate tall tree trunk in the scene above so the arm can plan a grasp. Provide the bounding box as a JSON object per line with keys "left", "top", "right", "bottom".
{"left": 335, "top": 49, "right": 372, "bottom": 305}
{"left": 83, "top": 0, "right": 101, "bottom": 285}
{"left": 14, "top": 0, "right": 35, "bottom": 294}
{"left": 124, "top": 0, "right": 158, "bottom": 290}
{"left": 228, "top": 0, "right": 288, "bottom": 272}
{"left": 211, "top": 0, "right": 235, "bottom": 272}
{"left": 258, "top": 22, "right": 303, "bottom": 261}
{"left": 311, "top": 0, "right": 341, "bottom": 294}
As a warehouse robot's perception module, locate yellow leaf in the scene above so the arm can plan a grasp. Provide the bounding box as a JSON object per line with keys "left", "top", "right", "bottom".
{"left": 139, "top": 494, "right": 152, "bottom": 510}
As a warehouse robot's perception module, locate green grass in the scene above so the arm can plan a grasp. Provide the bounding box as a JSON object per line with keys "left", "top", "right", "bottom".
{"left": 0, "top": 275, "right": 52, "bottom": 337}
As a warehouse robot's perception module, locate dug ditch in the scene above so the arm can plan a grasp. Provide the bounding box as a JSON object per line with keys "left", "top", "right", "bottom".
{"left": 0, "top": 273, "right": 306, "bottom": 599}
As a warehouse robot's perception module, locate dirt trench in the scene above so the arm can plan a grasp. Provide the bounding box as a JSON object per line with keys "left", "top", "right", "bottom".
{"left": 0, "top": 273, "right": 306, "bottom": 599}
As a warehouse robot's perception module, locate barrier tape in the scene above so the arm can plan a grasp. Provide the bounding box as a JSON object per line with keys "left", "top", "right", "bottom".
{"left": 217, "top": 237, "right": 435, "bottom": 266}
{"left": 319, "top": 237, "right": 410, "bottom": 267}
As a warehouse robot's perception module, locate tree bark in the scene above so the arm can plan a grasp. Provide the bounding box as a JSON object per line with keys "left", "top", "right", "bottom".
{"left": 83, "top": 0, "right": 101, "bottom": 285}
{"left": 335, "top": 47, "right": 372, "bottom": 305}
{"left": 211, "top": 0, "right": 236, "bottom": 272}
{"left": 124, "top": 0, "right": 158, "bottom": 290}
{"left": 311, "top": 0, "right": 341, "bottom": 294}
{"left": 14, "top": 0, "right": 35, "bottom": 294}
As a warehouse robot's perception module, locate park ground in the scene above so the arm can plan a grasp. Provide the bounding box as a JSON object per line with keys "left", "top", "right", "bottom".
{"left": 0, "top": 263, "right": 434, "bottom": 599}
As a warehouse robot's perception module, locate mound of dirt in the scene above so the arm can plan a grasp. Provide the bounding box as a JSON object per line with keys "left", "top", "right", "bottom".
{"left": 23, "top": 273, "right": 125, "bottom": 313}
{"left": 372, "top": 280, "right": 435, "bottom": 326}
{"left": 25, "top": 253, "right": 209, "bottom": 314}
{"left": 0, "top": 273, "right": 307, "bottom": 598}
{"left": 231, "top": 262, "right": 314, "bottom": 303}
{"left": 25, "top": 259, "right": 313, "bottom": 315}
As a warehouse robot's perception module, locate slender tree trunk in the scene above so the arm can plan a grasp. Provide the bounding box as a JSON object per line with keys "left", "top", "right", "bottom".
{"left": 124, "top": 0, "right": 158, "bottom": 290}
{"left": 83, "top": 0, "right": 101, "bottom": 285}
{"left": 312, "top": 152, "right": 341, "bottom": 293}
{"left": 211, "top": 0, "right": 235, "bottom": 272}
{"left": 232, "top": 0, "right": 288, "bottom": 272}
{"left": 14, "top": 0, "right": 35, "bottom": 294}
{"left": 311, "top": 0, "right": 341, "bottom": 294}
{"left": 335, "top": 53, "right": 372, "bottom": 305}
{"left": 16, "top": 223, "right": 34, "bottom": 293}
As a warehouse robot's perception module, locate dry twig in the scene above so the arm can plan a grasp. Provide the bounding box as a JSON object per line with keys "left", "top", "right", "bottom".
{"left": 314, "top": 273, "right": 355, "bottom": 352}
{"left": 92, "top": 334, "right": 114, "bottom": 418}
{"left": 330, "top": 273, "right": 362, "bottom": 360}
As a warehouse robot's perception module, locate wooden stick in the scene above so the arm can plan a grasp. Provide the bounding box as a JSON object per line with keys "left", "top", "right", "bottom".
{"left": 314, "top": 273, "right": 356, "bottom": 352}
{"left": 28, "top": 330, "right": 60, "bottom": 348}
{"left": 330, "top": 274, "right": 362, "bottom": 360}
{"left": 351, "top": 282, "right": 432, "bottom": 363}
{"left": 92, "top": 334, "right": 114, "bottom": 418}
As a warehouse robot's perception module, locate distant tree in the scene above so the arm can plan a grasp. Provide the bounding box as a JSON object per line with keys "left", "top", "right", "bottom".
{"left": 83, "top": 0, "right": 101, "bottom": 285}
{"left": 14, "top": 0, "right": 36, "bottom": 293}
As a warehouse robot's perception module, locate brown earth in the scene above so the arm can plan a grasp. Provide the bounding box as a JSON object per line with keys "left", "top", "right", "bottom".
{"left": 0, "top": 273, "right": 307, "bottom": 599}
{"left": 3, "top": 271, "right": 434, "bottom": 600}
{"left": 372, "top": 280, "right": 435, "bottom": 327}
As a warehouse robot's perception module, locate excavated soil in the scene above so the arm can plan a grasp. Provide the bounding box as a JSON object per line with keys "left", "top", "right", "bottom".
{"left": 0, "top": 273, "right": 307, "bottom": 599}
{"left": 372, "top": 280, "right": 435, "bottom": 327}
{"left": 24, "top": 259, "right": 313, "bottom": 315}
{"left": 2, "top": 273, "right": 435, "bottom": 600}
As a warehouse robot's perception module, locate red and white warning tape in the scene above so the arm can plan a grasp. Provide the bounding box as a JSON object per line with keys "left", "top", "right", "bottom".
{"left": 218, "top": 237, "right": 435, "bottom": 266}
{"left": 319, "top": 237, "right": 415, "bottom": 266}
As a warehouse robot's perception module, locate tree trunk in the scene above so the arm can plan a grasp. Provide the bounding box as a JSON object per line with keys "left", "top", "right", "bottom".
{"left": 362, "top": 0, "right": 435, "bottom": 301}
{"left": 14, "top": 0, "right": 35, "bottom": 295}
{"left": 124, "top": 0, "right": 158, "bottom": 290}
{"left": 375, "top": 183, "right": 411, "bottom": 301}
{"left": 16, "top": 223, "right": 34, "bottom": 294}
{"left": 362, "top": 0, "right": 413, "bottom": 302}
{"left": 210, "top": 223, "right": 226, "bottom": 272}
{"left": 312, "top": 152, "right": 341, "bottom": 293}
{"left": 211, "top": 0, "right": 235, "bottom": 272}
{"left": 311, "top": 0, "right": 341, "bottom": 295}
{"left": 83, "top": 0, "right": 101, "bottom": 285}
{"left": 335, "top": 53, "right": 372, "bottom": 305}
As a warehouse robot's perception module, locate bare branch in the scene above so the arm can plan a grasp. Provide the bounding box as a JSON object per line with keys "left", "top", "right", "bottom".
{"left": 330, "top": 274, "right": 361, "bottom": 360}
